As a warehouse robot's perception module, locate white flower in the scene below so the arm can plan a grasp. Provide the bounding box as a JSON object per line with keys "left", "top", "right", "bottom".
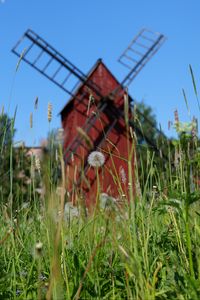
{"left": 64, "top": 202, "right": 79, "bottom": 220}
{"left": 35, "top": 241, "right": 43, "bottom": 257}
{"left": 35, "top": 241, "right": 43, "bottom": 251}
{"left": 99, "top": 193, "right": 116, "bottom": 209}
{"left": 87, "top": 151, "right": 105, "bottom": 167}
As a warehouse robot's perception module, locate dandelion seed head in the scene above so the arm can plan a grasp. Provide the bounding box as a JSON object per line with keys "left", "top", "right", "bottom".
{"left": 99, "top": 193, "right": 116, "bottom": 210}
{"left": 64, "top": 202, "right": 79, "bottom": 221}
{"left": 87, "top": 151, "right": 105, "bottom": 167}
{"left": 35, "top": 241, "right": 43, "bottom": 251}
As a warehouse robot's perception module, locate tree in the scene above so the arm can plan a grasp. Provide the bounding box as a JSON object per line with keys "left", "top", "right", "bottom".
{"left": 131, "top": 101, "right": 168, "bottom": 190}
{"left": 132, "top": 101, "right": 160, "bottom": 145}
{"left": 0, "top": 113, "right": 15, "bottom": 149}
{"left": 0, "top": 113, "right": 15, "bottom": 203}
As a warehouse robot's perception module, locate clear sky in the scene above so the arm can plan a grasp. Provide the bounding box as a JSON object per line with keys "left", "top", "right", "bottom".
{"left": 0, "top": 0, "right": 200, "bottom": 146}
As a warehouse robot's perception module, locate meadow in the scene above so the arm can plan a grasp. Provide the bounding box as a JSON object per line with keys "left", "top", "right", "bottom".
{"left": 0, "top": 69, "right": 200, "bottom": 300}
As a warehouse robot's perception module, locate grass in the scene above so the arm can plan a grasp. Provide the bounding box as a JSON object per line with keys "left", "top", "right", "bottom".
{"left": 0, "top": 67, "right": 200, "bottom": 299}
{"left": 0, "top": 122, "right": 199, "bottom": 300}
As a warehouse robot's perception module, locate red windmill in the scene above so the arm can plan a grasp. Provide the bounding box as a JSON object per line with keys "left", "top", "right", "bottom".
{"left": 12, "top": 28, "right": 166, "bottom": 206}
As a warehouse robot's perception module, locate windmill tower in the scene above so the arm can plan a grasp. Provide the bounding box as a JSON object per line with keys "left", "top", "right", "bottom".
{"left": 12, "top": 28, "right": 166, "bottom": 206}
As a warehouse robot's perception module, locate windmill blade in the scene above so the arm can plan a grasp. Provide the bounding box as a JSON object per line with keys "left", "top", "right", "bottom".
{"left": 12, "top": 29, "right": 102, "bottom": 97}
{"left": 118, "top": 28, "right": 166, "bottom": 87}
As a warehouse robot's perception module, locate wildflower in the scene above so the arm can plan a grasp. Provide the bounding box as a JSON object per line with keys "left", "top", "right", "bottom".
{"left": 35, "top": 241, "right": 43, "bottom": 256}
{"left": 35, "top": 241, "right": 43, "bottom": 251}
{"left": 64, "top": 202, "right": 79, "bottom": 220}
{"left": 99, "top": 193, "right": 116, "bottom": 209}
{"left": 87, "top": 151, "right": 105, "bottom": 167}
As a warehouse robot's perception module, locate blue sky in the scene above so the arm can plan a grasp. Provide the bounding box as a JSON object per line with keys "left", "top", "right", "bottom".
{"left": 0, "top": 0, "right": 200, "bottom": 146}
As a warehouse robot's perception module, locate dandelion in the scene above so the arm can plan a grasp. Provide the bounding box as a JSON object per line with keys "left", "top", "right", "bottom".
{"left": 35, "top": 241, "right": 43, "bottom": 257}
{"left": 64, "top": 202, "right": 79, "bottom": 220}
{"left": 87, "top": 151, "right": 105, "bottom": 168}
{"left": 48, "top": 102, "right": 52, "bottom": 123}
{"left": 99, "top": 193, "right": 116, "bottom": 209}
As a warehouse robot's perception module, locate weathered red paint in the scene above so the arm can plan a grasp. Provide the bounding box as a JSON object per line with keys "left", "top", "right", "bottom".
{"left": 60, "top": 60, "right": 134, "bottom": 206}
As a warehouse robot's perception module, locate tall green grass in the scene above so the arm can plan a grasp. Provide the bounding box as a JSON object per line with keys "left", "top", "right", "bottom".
{"left": 0, "top": 67, "right": 200, "bottom": 299}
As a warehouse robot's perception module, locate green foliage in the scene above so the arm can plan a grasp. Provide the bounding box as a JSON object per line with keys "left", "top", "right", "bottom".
{"left": 0, "top": 70, "right": 200, "bottom": 299}
{"left": 133, "top": 100, "right": 158, "bottom": 145}
{"left": 0, "top": 112, "right": 41, "bottom": 210}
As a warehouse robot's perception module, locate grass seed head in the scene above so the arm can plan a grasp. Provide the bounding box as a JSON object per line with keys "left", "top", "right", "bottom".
{"left": 48, "top": 102, "right": 52, "bottom": 123}
{"left": 30, "top": 112, "right": 33, "bottom": 128}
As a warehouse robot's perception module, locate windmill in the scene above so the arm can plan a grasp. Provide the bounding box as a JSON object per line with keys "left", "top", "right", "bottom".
{"left": 12, "top": 28, "right": 166, "bottom": 205}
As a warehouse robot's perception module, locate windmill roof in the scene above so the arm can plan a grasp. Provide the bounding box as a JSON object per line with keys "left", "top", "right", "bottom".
{"left": 59, "top": 58, "right": 128, "bottom": 115}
